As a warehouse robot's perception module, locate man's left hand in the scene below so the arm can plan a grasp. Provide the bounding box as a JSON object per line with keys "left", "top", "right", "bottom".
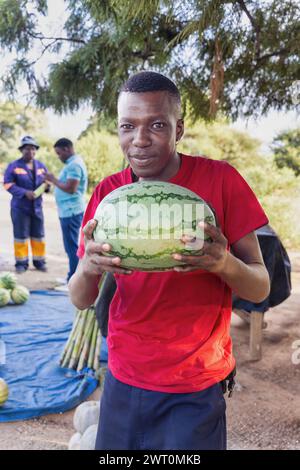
{"left": 172, "top": 221, "right": 229, "bottom": 273}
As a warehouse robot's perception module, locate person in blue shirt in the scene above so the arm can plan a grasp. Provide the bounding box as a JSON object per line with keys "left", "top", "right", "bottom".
{"left": 3, "top": 136, "right": 48, "bottom": 273}
{"left": 44, "top": 138, "right": 88, "bottom": 282}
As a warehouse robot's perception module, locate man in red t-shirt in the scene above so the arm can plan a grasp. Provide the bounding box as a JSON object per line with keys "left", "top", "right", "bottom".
{"left": 69, "top": 71, "right": 270, "bottom": 450}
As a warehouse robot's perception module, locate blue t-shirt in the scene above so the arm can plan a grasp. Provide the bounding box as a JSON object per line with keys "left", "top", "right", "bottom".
{"left": 54, "top": 154, "right": 88, "bottom": 218}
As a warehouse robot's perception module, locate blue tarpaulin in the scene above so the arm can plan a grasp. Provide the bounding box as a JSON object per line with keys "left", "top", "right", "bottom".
{"left": 0, "top": 290, "right": 107, "bottom": 422}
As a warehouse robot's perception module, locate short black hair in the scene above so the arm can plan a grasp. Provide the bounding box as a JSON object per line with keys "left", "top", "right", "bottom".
{"left": 120, "top": 71, "right": 181, "bottom": 106}
{"left": 54, "top": 138, "right": 73, "bottom": 149}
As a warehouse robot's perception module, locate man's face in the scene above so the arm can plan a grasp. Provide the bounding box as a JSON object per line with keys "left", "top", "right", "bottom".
{"left": 54, "top": 146, "right": 72, "bottom": 163}
{"left": 21, "top": 145, "right": 36, "bottom": 162}
{"left": 118, "top": 91, "right": 184, "bottom": 179}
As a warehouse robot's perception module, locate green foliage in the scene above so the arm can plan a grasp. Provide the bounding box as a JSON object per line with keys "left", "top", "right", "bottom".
{"left": 0, "top": 101, "right": 62, "bottom": 174}
{"left": 177, "top": 119, "right": 263, "bottom": 169}
{"left": 0, "top": 101, "right": 48, "bottom": 163}
{"left": 241, "top": 161, "right": 300, "bottom": 248}
{"left": 0, "top": 0, "right": 299, "bottom": 120}
{"left": 76, "top": 129, "right": 124, "bottom": 191}
{"left": 35, "top": 135, "right": 63, "bottom": 175}
{"left": 272, "top": 128, "right": 300, "bottom": 176}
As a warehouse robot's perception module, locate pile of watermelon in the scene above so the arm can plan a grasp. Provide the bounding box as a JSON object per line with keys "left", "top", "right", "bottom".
{"left": 0, "top": 272, "right": 30, "bottom": 307}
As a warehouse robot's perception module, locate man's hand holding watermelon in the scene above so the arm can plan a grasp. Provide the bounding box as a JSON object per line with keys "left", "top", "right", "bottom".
{"left": 72, "top": 218, "right": 133, "bottom": 309}
{"left": 173, "top": 220, "right": 228, "bottom": 273}
{"left": 82, "top": 219, "right": 132, "bottom": 277}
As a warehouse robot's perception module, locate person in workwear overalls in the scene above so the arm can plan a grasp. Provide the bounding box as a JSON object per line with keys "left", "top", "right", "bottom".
{"left": 4, "top": 136, "right": 48, "bottom": 273}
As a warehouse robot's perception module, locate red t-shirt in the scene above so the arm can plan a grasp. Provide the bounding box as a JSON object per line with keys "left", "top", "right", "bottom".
{"left": 78, "top": 155, "right": 269, "bottom": 393}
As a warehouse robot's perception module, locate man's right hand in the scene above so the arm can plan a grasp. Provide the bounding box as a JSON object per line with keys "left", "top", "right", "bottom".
{"left": 25, "top": 191, "right": 35, "bottom": 200}
{"left": 81, "top": 219, "right": 133, "bottom": 276}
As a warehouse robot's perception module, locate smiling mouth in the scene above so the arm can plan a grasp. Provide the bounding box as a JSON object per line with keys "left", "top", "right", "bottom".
{"left": 130, "top": 156, "right": 155, "bottom": 167}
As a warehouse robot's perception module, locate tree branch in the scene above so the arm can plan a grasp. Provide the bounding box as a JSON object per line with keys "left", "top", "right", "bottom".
{"left": 27, "top": 31, "right": 86, "bottom": 45}
{"left": 256, "top": 47, "right": 291, "bottom": 64}
{"left": 236, "top": 0, "right": 261, "bottom": 60}
{"left": 28, "top": 39, "right": 59, "bottom": 66}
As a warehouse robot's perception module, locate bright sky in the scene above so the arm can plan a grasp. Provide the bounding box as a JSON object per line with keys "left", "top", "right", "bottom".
{"left": 1, "top": 0, "right": 299, "bottom": 151}
{"left": 232, "top": 110, "right": 300, "bottom": 153}
{"left": 45, "top": 107, "right": 93, "bottom": 140}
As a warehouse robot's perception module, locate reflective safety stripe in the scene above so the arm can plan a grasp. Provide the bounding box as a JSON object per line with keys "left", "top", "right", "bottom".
{"left": 4, "top": 182, "right": 15, "bottom": 190}
{"left": 14, "top": 238, "right": 28, "bottom": 244}
{"left": 14, "top": 168, "right": 27, "bottom": 175}
{"left": 30, "top": 239, "right": 46, "bottom": 258}
{"left": 32, "top": 256, "right": 46, "bottom": 261}
{"left": 14, "top": 240, "right": 29, "bottom": 260}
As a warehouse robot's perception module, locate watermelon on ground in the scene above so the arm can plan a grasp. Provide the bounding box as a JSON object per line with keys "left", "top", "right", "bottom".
{"left": 0, "top": 272, "right": 17, "bottom": 290}
{"left": 10, "top": 285, "right": 30, "bottom": 304}
{"left": 0, "top": 288, "right": 11, "bottom": 307}
{"left": 93, "top": 181, "right": 216, "bottom": 271}
{"left": 0, "top": 378, "right": 9, "bottom": 406}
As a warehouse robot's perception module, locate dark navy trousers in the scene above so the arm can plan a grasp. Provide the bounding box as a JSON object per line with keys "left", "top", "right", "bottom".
{"left": 95, "top": 369, "right": 227, "bottom": 450}
{"left": 59, "top": 212, "right": 83, "bottom": 281}
{"left": 11, "top": 207, "right": 46, "bottom": 269}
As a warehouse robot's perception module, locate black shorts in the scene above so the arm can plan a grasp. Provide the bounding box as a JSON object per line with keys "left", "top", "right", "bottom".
{"left": 95, "top": 369, "right": 227, "bottom": 450}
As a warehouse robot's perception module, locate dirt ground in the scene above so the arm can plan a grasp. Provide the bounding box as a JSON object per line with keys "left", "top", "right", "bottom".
{"left": 0, "top": 187, "right": 299, "bottom": 450}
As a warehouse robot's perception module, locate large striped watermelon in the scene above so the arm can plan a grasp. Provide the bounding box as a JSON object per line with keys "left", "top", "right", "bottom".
{"left": 93, "top": 181, "right": 216, "bottom": 271}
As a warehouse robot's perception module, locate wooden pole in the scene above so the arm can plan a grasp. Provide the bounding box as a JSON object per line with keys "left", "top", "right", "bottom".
{"left": 250, "top": 311, "right": 264, "bottom": 361}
